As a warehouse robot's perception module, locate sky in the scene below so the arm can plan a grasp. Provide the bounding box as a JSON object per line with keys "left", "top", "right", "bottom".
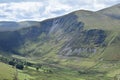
{"left": 0, "top": 0, "right": 119, "bottom": 21}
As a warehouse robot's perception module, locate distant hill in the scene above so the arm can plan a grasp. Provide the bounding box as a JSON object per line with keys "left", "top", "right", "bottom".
{"left": 0, "top": 21, "right": 40, "bottom": 31}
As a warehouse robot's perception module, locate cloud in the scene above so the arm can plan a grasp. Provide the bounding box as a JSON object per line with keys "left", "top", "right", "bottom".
{"left": 0, "top": 0, "right": 44, "bottom": 3}
{"left": 0, "top": 2, "right": 44, "bottom": 21}
{"left": 93, "top": 0, "right": 120, "bottom": 10}
{"left": 0, "top": 0, "right": 119, "bottom": 21}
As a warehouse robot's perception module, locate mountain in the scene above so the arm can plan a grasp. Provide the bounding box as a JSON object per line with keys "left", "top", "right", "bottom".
{"left": 0, "top": 4, "right": 120, "bottom": 80}
{"left": 0, "top": 4, "right": 120, "bottom": 61}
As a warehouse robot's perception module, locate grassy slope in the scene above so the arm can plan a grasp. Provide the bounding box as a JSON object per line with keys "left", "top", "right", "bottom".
{"left": 75, "top": 10, "right": 120, "bottom": 31}
{"left": 1, "top": 60, "right": 119, "bottom": 80}
{"left": 102, "top": 32, "right": 120, "bottom": 60}
{"left": 74, "top": 8, "right": 120, "bottom": 61}
{"left": 0, "top": 62, "right": 34, "bottom": 80}
{"left": 0, "top": 62, "right": 15, "bottom": 80}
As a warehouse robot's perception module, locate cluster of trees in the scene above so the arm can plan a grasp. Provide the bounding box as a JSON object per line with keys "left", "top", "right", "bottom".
{"left": 0, "top": 56, "right": 9, "bottom": 63}
{"left": 0, "top": 56, "right": 30, "bottom": 70}
{"left": 0, "top": 56, "right": 54, "bottom": 80}
{"left": 8, "top": 59, "right": 24, "bottom": 70}
{"left": 0, "top": 56, "right": 51, "bottom": 71}
{"left": 0, "top": 56, "right": 53, "bottom": 75}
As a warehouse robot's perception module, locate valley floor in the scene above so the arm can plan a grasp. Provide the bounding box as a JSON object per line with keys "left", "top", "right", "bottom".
{"left": 1, "top": 57, "right": 120, "bottom": 80}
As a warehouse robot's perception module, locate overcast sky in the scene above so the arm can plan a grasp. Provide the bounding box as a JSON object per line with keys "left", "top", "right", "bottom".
{"left": 0, "top": 0, "right": 119, "bottom": 21}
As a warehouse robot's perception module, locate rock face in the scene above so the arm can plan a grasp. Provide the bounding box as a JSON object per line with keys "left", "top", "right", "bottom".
{"left": 0, "top": 4, "right": 120, "bottom": 60}
{"left": 59, "top": 47, "right": 96, "bottom": 57}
